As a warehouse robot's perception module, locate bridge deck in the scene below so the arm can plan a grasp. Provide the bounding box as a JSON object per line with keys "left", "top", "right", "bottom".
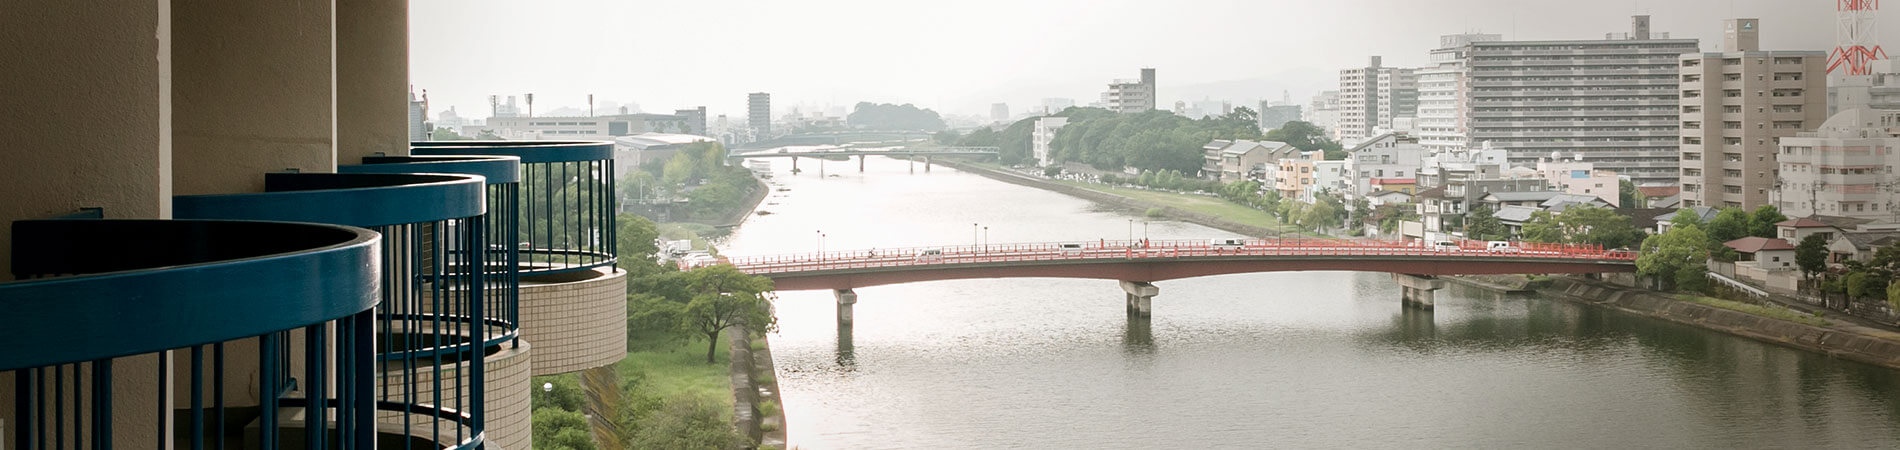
{"left": 706, "top": 239, "right": 1635, "bottom": 289}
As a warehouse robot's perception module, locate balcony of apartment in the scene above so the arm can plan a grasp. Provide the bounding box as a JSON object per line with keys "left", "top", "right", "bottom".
{"left": 413, "top": 141, "right": 628, "bottom": 378}
{"left": 1, "top": 219, "right": 427, "bottom": 448}
{"left": 171, "top": 171, "right": 520, "bottom": 450}
{"left": 1470, "top": 67, "right": 1681, "bottom": 78}
{"left": 1478, "top": 47, "right": 1697, "bottom": 58}
{"left": 1469, "top": 88, "right": 1671, "bottom": 99}
{"left": 1468, "top": 98, "right": 1677, "bottom": 108}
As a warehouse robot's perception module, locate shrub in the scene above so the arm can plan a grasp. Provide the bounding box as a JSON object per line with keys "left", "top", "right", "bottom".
{"left": 756, "top": 400, "right": 779, "bottom": 416}
{"left": 1144, "top": 207, "right": 1164, "bottom": 218}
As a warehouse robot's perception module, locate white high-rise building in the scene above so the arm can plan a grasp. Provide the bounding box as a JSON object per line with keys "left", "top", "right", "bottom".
{"left": 1101, "top": 68, "right": 1157, "bottom": 113}
{"left": 1417, "top": 33, "right": 1502, "bottom": 153}
{"left": 1459, "top": 16, "right": 1699, "bottom": 185}
{"left": 1309, "top": 90, "right": 1341, "bottom": 137}
{"left": 1032, "top": 117, "right": 1069, "bottom": 167}
{"left": 1336, "top": 56, "right": 1418, "bottom": 144}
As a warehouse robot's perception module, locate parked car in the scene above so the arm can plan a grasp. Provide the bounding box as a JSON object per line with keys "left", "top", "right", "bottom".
{"left": 915, "top": 248, "right": 944, "bottom": 262}
{"left": 1210, "top": 238, "right": 1246, "bottom": 249}
{"left": 1059, "top": 243, "right": 1084, "bottom": 256}
{"left": 1486, "top": 241, "right": 1521, "bottom": 253}
{"left": 1430, "top": 241, "right": 1460, "bottom": 252}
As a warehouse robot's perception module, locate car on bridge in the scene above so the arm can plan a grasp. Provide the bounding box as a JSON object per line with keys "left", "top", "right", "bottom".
{"left": 1210, "top": 238, "right": 1246, "bottom": 249}
{"left": 1059, "top": 243, "right": 1084, "bottom": 256}
{"left": 1486, "top": 241, "right": 1522, "bottom": 253}
{"left": 916, "top": 248, "right": 944, "bottom": 262}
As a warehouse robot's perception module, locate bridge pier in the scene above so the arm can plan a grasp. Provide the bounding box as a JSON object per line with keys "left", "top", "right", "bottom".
{"left": 835, "top": 288, "right": 857, "bottom": 327}
{"left": 858, "top": 155, "right": 865, "bottom": 172}
{"left": 1120, "top": 280, "right": 1157, "bottom": 318}
{"left": 1393, "top": 274, "right": 1444, "bottom": 310}
{"left": 924, "top": 155, "right": 932, "bottom": 172}
{"left": 791, "top": 156, "right": 799, "bottom": 173}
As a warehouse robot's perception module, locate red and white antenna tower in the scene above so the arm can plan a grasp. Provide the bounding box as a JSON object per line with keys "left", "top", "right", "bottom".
{"left": 1830, "top": 0, "right": 1889, "bottom": 75}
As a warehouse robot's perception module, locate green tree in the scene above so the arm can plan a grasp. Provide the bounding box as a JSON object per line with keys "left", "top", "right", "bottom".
{"left": 1845, "top": 271, "right": 1875, "bottom": 299}
{"left": 1796, "top": 234, "right": 1830, "bottom": 285}
{"left": 1520, "top": 210, "right": 1564, "bottom": 243}
{"left": 1263, "top": 121, "right": 1341, "bottom": 153}
{"left": 1464, "top": 205, "right": 1508, "bottom": 241}
{"left": 532, "top": 408, "right": 597, "bottom": 450}
{"left": 1619, "top": 179, "right": 1640, "bottom": 208}
{"left": 1638, "top": 224, "right": 1710, "bottom": 291}
{"left": 1558, "top": 206, "right": 1645, "bottom": 249}
{"left": 681, "top": 265, "right": 776, "bottom": 363}
{"left": 628, "top": 397, "right": 749, "bottom": 450}
{"left": 1747, "top": 205, "right": 1788, "bottom": 238}
{"left": 1705, "top": 207, "right": 1751, "bottom": 246}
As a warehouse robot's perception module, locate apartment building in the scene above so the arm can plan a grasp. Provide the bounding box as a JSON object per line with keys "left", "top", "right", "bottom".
{"left": 1, "top": 5, "right": 627, "bottom": 448}
{"left": 750, "top": 92, "right": 773, "bottom": 140}
{"left": 1032, "top": 117, "right": 1069, "bottom": 166}
{"left": 1417, "top": 33, "right": 1502, "bottom": 152}
{"left": 1102, "top": 68, "right": 1158, "bottom": 113}
{"left": 1679, "top": 18, "right": 1828, "bottom": 210}
{"left": 1309, "top": 90, "right": 1342, "bottom": 137}
{"left": 1337, "top": 56, "right": 1419, "bottom": 143}
{"left": 479, "top": 113, "right": 691, "bottom": 140}
{"left": 1460, "top": 15, "right": 1700, "bottom": 184}
{"left": 1343, "top": 132, "right": 1428, "bottom": 200}
{"left": 1774, "top": 107, "right": 1900, "bottom": 221}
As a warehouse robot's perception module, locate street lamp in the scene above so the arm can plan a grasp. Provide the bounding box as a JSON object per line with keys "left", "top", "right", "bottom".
{"left": 972, "top": 223, "right": 979, "bottom": 249}
{"left": 983, "top": 226, "right": 989, "bottom": 252}
{"left": 816, "top": 230, "right": 825, "bottom": 261}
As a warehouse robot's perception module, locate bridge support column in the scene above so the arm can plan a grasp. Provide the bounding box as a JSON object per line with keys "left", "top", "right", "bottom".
{"left": 1120, "top": 280, "right": 1158, "bottom": 318}
{"left": 791, "top": 156, "right": 799, "bottom": 173}
{"left": 924, "top": 156, "right": 932, "bottom": 172}
{"left": 835, "top": 288, "right": 857, "bottom": 327}
{"left": 858, "top": 155, "right": 865, "bottom": 172}
{"left": 1393, "top": 274, "right": 1443, "bottom": 310}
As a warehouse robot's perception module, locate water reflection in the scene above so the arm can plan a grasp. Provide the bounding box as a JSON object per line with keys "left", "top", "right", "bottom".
{"left": 1121, "top": 315, "right": 1154, "bottom": 354}
{"left": 1394, "top": 305, "right": 1435, "bottom": 342}
{"left": 833, "top": 324, "right": 855, "bottom": 370}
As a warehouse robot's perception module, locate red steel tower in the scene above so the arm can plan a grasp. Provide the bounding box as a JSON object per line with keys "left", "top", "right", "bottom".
{"left": 1830, "top": 0, "right": 1889, "bottom": 75}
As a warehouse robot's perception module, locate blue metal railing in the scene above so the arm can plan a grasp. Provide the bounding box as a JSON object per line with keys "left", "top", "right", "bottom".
{"left": 175, "top": 173, "right": 490, "bottom": 450}
{"left": 343, "top": 156, "right": 525, "bottom": 352}
{"left": 2, "top": 219, "right": 381, "bottom": 450}
{"left": 413, "top": 141, "right": 617, "bottom": 276}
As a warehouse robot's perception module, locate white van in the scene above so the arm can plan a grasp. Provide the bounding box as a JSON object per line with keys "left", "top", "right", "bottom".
{"left": 1486, "top": 241, "right": 1521, "bottom": 253}
{"left": 1059, "top": 243, "right": 1085, "bottom": 256}
{"left": 915, "top": 248, "right": 944, "bottom": 262}
{"left": 1430, "top": 241, "right": 1460, "bottom": 252}
{"left": 1210, "top": 238, "right": 1246, "bottom": 249}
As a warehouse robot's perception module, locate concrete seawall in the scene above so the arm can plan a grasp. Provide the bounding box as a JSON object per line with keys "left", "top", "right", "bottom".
{"left": 1544, "top": 278, "right": 1900, "bottom": 369}
{"left": 932, "top": 159, "right": 1287, "bottom": 238}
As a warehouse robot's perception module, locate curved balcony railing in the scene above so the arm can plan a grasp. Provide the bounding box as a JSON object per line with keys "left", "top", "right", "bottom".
{"left": 413, "top": 141, "right": 617, "bottom": 275}
{"left": 2, "top": 219, "right": 380, "bottom": 449}
{"left": 342, "top": 155, "right": 525, "bottom": 350}
{"left": 175, "top": 173, "right": 491, "bottom": 450}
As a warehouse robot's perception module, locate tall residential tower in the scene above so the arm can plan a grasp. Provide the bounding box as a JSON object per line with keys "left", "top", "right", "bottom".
{"left": 1679, "top": 19, "right": 1827, "bottom": 209}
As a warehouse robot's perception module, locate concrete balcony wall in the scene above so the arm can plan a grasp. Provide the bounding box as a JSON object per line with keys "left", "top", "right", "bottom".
{"left": 521, "top": 267, "right": 630, "bottom": 375}
{"left": 378, "top": 340, "right": 532, "bottom": 450}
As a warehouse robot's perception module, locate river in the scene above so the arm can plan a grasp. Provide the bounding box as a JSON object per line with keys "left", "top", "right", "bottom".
{"left": 718, "top": 156, "right": 1900, "bottom": 449}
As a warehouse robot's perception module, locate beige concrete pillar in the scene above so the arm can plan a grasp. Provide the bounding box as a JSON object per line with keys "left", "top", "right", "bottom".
{"left": 0, "top": 0, "right": 173, "bottom": 278}
{"left": 836, "top": 289, "right": 858, "bottom": 327}
{"left": 1394, "top": 274, "right": 1444, "bottom": 310}
{"left": 0, "top": 2, "right": 174, "bottom": 443}
{"left": 171, "top": 0, "right": 337, "bottom": 195}
{"left": 336, "top": 0, "right": 411, "bottom": 164}
{"left": 1120, "top": 281, "right": 1157, "bottom": 318}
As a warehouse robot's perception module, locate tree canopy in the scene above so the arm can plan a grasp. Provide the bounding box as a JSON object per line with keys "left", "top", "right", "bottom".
{"left": 1638, "top": 223, "right": 1711, "bottom": 292}
{"left": 846, "top": 102, "right": 946, "bottom": 131}
{"left": 1519, "top": 206, "right": 1645, "bottom": 249}
{"left": 1046, "top": 109, "right": 1261, "bottom": 174}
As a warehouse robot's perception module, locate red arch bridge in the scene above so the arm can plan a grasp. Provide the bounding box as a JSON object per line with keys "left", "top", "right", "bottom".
{"left": 697, "top": 238, "right": 1637, "bottom": 326}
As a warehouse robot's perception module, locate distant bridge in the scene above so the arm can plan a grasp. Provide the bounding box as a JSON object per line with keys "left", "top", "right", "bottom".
{"left": 729, "top": 146, "right": 998, "bottom": 172}
{"left": 698, "top": 238, "right": 1636, "bottom": 326}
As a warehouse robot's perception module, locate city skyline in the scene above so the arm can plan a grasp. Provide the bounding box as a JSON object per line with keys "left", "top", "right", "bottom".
{"left": 413, "top": 0, "right": 1879, "bottom": 121}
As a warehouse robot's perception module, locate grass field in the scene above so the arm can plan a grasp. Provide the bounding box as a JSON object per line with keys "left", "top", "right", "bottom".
{"left": 618, "top": 335, "right": 735, "bottom": 410}
{"left": 1051, "top": 180, "right": 1294, "bottom": 232}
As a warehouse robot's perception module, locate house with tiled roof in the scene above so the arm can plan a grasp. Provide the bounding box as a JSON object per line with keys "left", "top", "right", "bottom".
{"left": 1827, "top": 231, "right": 1900, "bottom": 264}
{"left": 1724, "top": 236, "right": 1798, "bottom": 271}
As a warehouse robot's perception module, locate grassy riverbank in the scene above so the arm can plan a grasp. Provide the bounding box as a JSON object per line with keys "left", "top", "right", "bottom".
{"left": 1677, "top": 294, "right": 1830, "bottom": 327}
{"left": 1050, "top": 179, "right": 1294, "bottom": 232}
{"left": 619, "top": 336, "right": 736, "bottom": 411}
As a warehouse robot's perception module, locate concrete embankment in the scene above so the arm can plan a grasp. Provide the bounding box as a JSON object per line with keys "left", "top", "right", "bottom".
{"left": 933, "top": 159, "right": 1286, "bottom": 238}
{"left": 1541, "top": 277, "right": 1900, "bottom": 369}
{"left": 726, "top": 328, "right": 787, "bottom": 448}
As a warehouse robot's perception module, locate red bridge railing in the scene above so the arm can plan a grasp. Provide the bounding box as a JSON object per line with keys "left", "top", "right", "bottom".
{"left": 698, "top": 238, "right": 1637, "bottom": 275}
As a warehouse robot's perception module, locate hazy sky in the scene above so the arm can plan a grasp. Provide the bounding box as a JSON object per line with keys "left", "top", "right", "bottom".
{"left": 411, "top": 0, "right": 1891, "bottom": 121}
